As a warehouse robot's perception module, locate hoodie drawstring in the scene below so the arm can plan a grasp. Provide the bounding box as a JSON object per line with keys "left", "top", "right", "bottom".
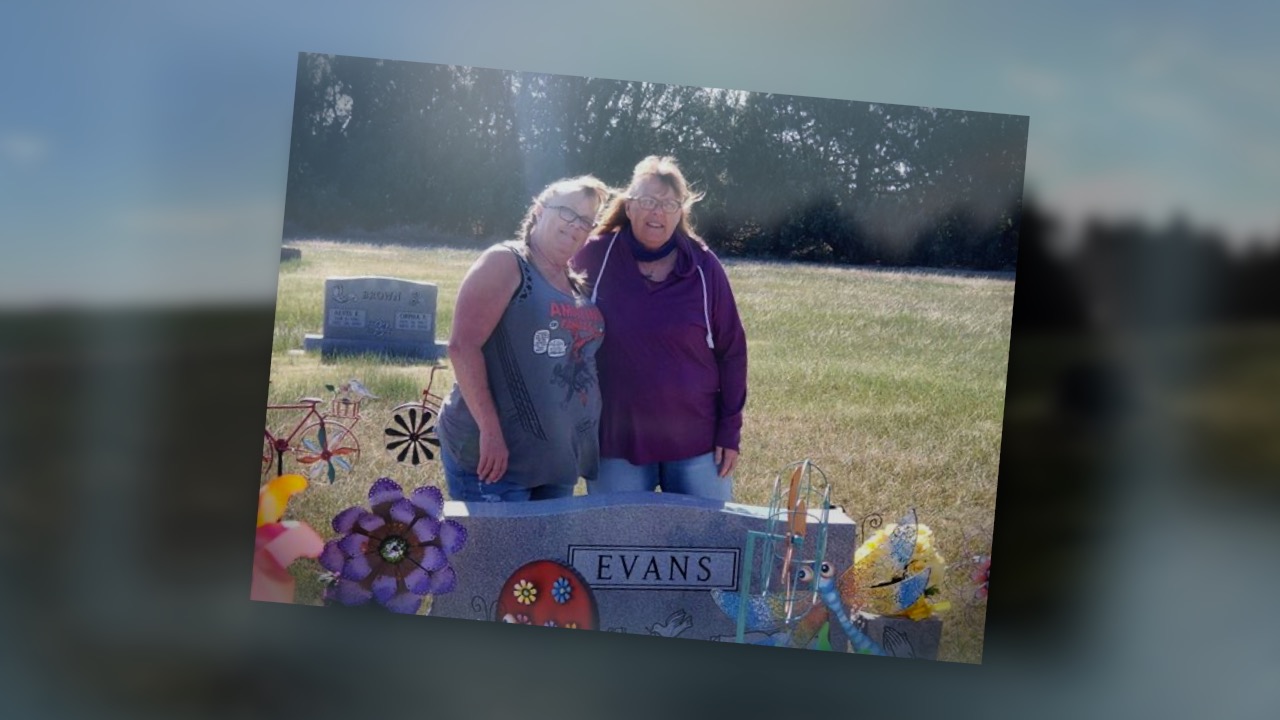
{"left": 590, "top": 231, "right": 620, "bottom": 305}
{"left": 696, "top": 265, "right": 714, "bottom": 349}
{"left": 591, "top": 230, "right": 715, "bottom": 350}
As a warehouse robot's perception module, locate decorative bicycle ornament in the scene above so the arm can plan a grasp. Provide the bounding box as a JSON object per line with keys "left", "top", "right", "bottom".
{"left": 384, "top": 365, "right": 448, "bottom": 466}
{"left": 263, "top": 381, "right": 370, "bottom": 483}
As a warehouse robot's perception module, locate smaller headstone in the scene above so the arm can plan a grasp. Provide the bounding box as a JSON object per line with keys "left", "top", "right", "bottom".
{"left": 303, "top": 276, "right": 448, "bottom": 361}
{"left": 280, "top": 246, "right": 302, "bottom": 262}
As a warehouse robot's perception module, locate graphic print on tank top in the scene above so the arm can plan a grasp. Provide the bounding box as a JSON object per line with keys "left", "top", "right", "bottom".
{"left": 541, "top": 300, "right": 604, "bottom": 405}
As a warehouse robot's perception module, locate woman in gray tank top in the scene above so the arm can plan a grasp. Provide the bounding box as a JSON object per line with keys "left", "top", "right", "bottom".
{"left": 437, "top": 176, "right": 612, "bottom": 501}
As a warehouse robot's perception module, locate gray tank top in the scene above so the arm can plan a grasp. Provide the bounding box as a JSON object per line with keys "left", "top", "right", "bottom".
{"left": 438, "top": 241, "right": 605, "bottom": 488}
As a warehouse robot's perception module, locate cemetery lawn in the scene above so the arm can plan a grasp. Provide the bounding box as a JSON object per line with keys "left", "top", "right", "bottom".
{"left": 266, "top": 239, "right": 1013, "bottom": 664}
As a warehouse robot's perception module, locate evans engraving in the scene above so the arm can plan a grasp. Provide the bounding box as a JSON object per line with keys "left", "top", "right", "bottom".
{"left": 568, "top": 545, "right": 739, "bottom": 591}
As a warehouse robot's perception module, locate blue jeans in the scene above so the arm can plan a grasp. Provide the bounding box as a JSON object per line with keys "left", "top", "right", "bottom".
{"left": 441, "top": 448, "right": 576, "bottom": 502}
{"left": 588, "top": 452, "right": 732, "bottom": 501}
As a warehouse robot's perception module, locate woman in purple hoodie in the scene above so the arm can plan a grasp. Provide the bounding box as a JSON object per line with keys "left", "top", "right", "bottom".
{"left": 571, "top": 156, "right": 748, "bottom": 501}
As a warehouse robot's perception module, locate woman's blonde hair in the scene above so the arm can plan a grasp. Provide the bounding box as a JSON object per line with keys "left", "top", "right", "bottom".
{"left": 593, "top": 156, "right": 706, "bottom": 246}
{"left": 517, "top": 175, "right": 614, "bottom": 245}
{"left": 515, "top": 175, "right": 613, "bottom": 294}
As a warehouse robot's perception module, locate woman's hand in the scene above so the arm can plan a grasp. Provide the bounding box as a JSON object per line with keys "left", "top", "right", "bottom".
{"left": 477, "top": 427, "right": 509, "bottom": 483}
{"left": 714, "top": 446, "right": 739, "bottom": 478}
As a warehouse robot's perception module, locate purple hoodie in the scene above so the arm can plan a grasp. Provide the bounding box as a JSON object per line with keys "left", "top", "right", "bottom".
{"left": 571, "top": 227, "right": 748, "bottom": 464}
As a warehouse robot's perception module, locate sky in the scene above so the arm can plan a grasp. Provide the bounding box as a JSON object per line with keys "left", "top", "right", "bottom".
{"left": 2, "top": 1, "right": 1277, "bottom": 306}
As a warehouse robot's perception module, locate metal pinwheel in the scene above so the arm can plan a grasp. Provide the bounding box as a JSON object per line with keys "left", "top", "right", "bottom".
{"left": 384, "top": 402, "right": 442, "bottom": 465}
{"left": 385, "top": 366, "right": 449, "bottom": 466}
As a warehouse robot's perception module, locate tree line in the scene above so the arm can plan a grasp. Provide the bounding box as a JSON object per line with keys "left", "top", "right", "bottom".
{"left": 285, "top": 54, "right": 1029, "bottom": 271}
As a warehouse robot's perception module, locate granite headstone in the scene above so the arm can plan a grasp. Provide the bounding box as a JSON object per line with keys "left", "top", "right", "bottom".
{"left": 303, "top": 276, "right": 448, "bottom": 360}
{"left": 429, "top": 492, "right": 942, "bottom": 658}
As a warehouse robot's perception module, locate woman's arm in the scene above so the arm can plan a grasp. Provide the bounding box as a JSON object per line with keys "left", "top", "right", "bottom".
{"left": 447, "top": 246, "right": 522, "bottom": 482}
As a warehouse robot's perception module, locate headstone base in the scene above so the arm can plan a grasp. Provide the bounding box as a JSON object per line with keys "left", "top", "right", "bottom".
{"left": 303, "top": 333, "right": 448, "bottom": 361}
{"left": 857, "top": 616, "right": 943, "bottom": 660}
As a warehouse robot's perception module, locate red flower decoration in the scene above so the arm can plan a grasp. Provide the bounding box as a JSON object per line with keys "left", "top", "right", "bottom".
{"left": 494, "top": 560, "right": 598, "bottom": 629}
{"left": 972, "top": 555, "right": 991, "bottom": 601}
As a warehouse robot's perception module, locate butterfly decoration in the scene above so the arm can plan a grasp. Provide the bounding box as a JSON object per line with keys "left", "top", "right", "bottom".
{"left": 838, "top": 508, "right": 933, "bottom": 618}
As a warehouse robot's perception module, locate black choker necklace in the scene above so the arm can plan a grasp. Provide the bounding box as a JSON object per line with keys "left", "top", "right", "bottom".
{"left": 625, "top": 228, "right": 678, "bottom": 262}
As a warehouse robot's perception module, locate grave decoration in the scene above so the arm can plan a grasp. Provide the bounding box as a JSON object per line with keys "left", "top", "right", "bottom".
{"left": 264, "top": 381, "right": 366, "bottom": 482}
{"left": 972, "top": 555, "right": 991, "bottom": 601}
{"left": 720, "top": 459, "right": 836, "bottom": 649}
{"left": 840, "top": 509, "right": 950, "bottom": 622}
{"left": 728, "top": 462, "right": 948, "bottom": 657}
{"left": 804, "top": 508, "right": 950, "bottom": 658}
{"left": 267, "top": 461, "right": 947, "bottom": 659}
{"left": 336, "top": 379, "right": 379, "bottom": 401}
{"left": 319, "top": 478, "right": 468, "bottom": 614}
{"left": 384, "top": 402, "right": 441, "bottom": 466}
{"left": 384, "top": 365, "right": 448, "bottom": 467}
{"left": 303, "top": 276, "right": 448, "bottom": 361}
{"left": 494, "top": 560, "right": 599, "bottom": 629}
{"left": 252, "top": 474, "right": 324, "bottom": 603}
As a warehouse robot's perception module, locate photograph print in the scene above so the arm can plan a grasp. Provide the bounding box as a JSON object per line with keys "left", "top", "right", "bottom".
{"left": 253, "top": 52, "right": 1024, "bottom": 664}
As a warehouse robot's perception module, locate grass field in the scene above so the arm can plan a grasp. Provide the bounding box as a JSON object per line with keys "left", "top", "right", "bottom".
{"left": 264, "top": 239, "right": 1014, "bottom": 663}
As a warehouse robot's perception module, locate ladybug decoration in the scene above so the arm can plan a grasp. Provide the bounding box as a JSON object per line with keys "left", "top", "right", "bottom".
{"left": 495, "top": 560, "right": 599, "bottom": 630}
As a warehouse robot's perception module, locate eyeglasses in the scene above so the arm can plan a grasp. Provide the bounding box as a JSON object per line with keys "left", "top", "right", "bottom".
{"left": 628, "top": 196, "right": 682, "bottom": 214}
{"left": 544, "top": 204, "right": 597, "bottom": 230}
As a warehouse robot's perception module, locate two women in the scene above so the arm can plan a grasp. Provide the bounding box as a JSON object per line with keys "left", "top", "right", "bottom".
{"left": 439, "top": 157, "right": 747, "bottom": 502}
